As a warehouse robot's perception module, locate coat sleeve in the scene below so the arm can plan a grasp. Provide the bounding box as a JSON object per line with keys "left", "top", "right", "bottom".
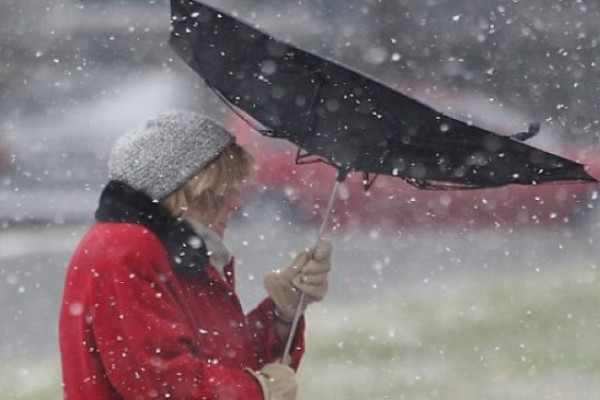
{"left": 246, "top": 297, "right": 305, "bottom": 370}
{"left": 89, "top": 232, "right": 264, "bottom": 400}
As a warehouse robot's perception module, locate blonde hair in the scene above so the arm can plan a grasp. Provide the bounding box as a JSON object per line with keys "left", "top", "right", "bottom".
{"left": 162, "top": 142, "right": 253, "bottom": 221}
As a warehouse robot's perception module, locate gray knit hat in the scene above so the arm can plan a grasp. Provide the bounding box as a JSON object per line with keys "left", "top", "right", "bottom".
{"left": 108, "top": 110, "right": 234, "bottom": 200}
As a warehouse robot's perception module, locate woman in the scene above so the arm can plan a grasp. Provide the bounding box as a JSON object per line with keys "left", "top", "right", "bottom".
{"left": 59, "top": 110, "right": 333, "bottom": 399}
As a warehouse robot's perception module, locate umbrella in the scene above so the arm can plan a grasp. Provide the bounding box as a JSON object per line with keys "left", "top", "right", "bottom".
{"left": 169, "top": 0, "right": 595, "bottom": 189}
{"left": 169, "top": 0, "right": 597, "bottom": 363}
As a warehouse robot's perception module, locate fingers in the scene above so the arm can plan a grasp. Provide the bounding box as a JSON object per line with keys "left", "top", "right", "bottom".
{"left": 290, "top": 241, "right": 333, "bottom": 302}
{"left": 264, "top": 271, "right": 301, "bottom": 320}
{"left": 296, "top": 271, "right": 327, "bottom": 285}
{"left": 290, "top": 251, "right": 310, "bottom": 270}
{"left": 293, "top": 262, "right": 328, "bottom": 301}
{"left": 278, "top": 251, "right": 309, "bottom": 280}
{"left": 301, "top": 258, "right": 331, "bottom": 275}
{"left": 294, "top": 278, "right": 328, "bottom": 301}
{"left": 266, "top": 241, "right": 332, "bottom": 309}
{"left": 312, "top": 239, "right": 332, "bottom": 262}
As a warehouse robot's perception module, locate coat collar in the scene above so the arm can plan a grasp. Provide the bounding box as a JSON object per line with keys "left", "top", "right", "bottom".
{"left": 183, "top": 220, "right": 236, "bottom": 291}
{"left": 184, "top": 219, "right": 232, "bottom": 276}
{"left": 95, "top": 180, "right": 209, "bottom": 274}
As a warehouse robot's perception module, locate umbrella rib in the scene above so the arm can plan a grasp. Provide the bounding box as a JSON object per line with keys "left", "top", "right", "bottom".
{"left": 207, "top": 81, "right": 275, "bottom": 135}
{"left": 295, "top": 147, "right": 339, "bottom": 168}
{"left": 362, "top": 172, "right": 379, "bottom": 191}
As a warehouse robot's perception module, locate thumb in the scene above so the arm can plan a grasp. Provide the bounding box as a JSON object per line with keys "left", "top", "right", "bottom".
{"left": 312, "top": 239, "right": 332, "bottom": 262}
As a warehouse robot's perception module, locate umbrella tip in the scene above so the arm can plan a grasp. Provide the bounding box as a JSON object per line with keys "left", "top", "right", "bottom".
{"left": 511, "top": 122, "right": 540, "bottom": 142}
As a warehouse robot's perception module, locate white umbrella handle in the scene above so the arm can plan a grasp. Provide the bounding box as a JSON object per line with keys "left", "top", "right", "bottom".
{"left": 281, "top": 175, "right": 344, "bottom": 365}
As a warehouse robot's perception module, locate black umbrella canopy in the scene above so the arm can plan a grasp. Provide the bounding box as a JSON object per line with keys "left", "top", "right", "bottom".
{"left": 170, "top": 0, "right": 597, "bottom": 188}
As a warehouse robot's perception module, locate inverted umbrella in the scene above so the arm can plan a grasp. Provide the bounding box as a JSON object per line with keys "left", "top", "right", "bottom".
{"left": 169, "top": 0, "right": 597, "bottom": 363}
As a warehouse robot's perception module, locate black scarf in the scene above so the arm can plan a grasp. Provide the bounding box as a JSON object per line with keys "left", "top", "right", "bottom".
{"left": 95, "top": 181, "right": 209, "bottom": 273}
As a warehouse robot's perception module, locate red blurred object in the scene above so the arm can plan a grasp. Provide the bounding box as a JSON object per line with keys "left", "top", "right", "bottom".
{"left": 227, "top": 111, "right": 599, "bottom": 232}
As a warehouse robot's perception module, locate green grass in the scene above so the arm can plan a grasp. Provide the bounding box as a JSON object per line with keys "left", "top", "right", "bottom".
{"left": 299, "top": 266, "right": 600, "bottom": 399}
{"left": 0, "top": 357, "right": 62, "bottom": 400}
{"left": 4, "top": 266, "right": 600, "bottom": 399}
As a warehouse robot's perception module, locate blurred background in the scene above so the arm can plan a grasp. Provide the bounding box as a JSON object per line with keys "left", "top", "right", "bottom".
{"left": 2, "top": 0, "right": 600, "bottom": 398}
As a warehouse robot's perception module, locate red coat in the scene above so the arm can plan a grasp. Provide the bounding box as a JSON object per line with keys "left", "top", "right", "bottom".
{"left": 60, "top": 214, "right": 304, "bottom": 399}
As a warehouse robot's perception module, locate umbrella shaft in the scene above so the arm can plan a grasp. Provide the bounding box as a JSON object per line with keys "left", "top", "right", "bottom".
{"left": 282, "top": 178, "right": 342, "bottom": 365}
{"left": 317, "top": 179, "right": 342, "bottom": 239}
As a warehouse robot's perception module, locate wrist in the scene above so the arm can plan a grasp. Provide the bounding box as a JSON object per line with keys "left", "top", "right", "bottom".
{"left": 273, "top": 307, "right": 294, "bottom": 324}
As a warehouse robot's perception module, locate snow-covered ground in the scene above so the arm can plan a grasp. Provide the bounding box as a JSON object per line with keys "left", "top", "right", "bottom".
{"left": 300, "top": 266, "right": 600, "bottom": 399}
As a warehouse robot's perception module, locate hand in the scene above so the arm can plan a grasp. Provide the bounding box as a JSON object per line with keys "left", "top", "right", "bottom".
{"left": 247, "top": 363, "right": 297, "bottom": 400}
{"left": 264, "top": 240, "right": 332, "bottom": 321}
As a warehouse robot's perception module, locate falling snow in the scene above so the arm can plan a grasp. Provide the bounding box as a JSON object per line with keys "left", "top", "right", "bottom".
{"left": 2, "top": 0, "right": 600, "bottom": 399}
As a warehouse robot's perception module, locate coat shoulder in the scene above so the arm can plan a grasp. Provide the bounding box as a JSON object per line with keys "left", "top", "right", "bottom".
{"left": 72, "top": 222, "right": 168, "bottom": 273}
{"left": 85, "top": 222, "right": 162, "bottom": 250}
